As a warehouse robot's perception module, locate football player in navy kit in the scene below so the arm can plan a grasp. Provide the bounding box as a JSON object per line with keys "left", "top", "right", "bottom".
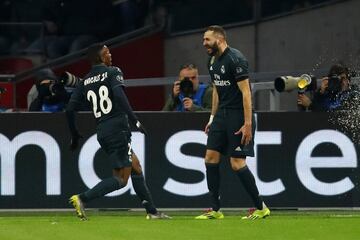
{"left": 66, "top": 44, "right": 170, "bottom": 220}
{"left": 196, "top": 25, "right": 270, "bottom": 220}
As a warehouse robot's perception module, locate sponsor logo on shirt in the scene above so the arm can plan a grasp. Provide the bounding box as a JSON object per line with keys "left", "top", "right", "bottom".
{"left": 213, "top": 74, "right": 231, "bottom": 86}
{"left": 214, "top": 80, "right": 231, "bottom": 86}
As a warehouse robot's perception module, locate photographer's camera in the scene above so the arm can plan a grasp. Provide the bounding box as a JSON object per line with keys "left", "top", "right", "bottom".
{"left": 59, "top": 71, "right": 82, "bottom": 88}
{"left": 32, "top": 70, "right": 82, "bottom": 112}
{"left": 274, "top": 74, "right": 313, "bottom": 92}
{"left": 326, "top": 74, "right": 342, "bottom": 95}
{"left": 179, "top": 77, "right": 194, "bottom": 98}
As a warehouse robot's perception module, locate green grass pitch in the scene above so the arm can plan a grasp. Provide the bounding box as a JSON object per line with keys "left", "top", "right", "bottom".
{"left": 0, "top": 210, "right": 359, "bottom": 240}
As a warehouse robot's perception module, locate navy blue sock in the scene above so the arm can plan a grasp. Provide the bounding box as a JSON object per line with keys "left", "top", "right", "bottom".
{"left": 205, "top": 163, "right": 221, "bottom": 211}
{"left": 80, "top": 177, "right": 125, "bottom": 203}
{"left": 131, "top": 171, "right": 157, "bottom": 214}
{"left": 235, "top": 166, "right": 263, "bottom": 210}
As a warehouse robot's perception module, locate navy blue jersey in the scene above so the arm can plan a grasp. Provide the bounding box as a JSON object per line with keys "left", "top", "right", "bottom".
{"left": 68, "top": 64, "right": 137, "bottom": 125}
{"left": 208, "top": 47, "right": 249, "bottom": 109}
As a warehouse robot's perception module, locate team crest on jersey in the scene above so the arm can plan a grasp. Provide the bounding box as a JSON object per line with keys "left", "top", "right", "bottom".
{"left": 116, "top": 75, "right": 124, "bottom": 84}
{"left": 236, "top": 66, "right": 243, "bottom": 74}
{"left": 221, "top": 65, "right": 225, "bottom": 74}
{"left": 113, "top": 66, "right": 122, "bottom": 73}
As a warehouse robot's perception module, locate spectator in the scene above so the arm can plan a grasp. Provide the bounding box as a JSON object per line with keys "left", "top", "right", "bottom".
{"left": 6, "top": 0, "right": 47, "bottom": 54}
{"left": 117, "top": 0, "right": 150, "bottom": 34}
{"left": 151, "top": 3, "right": 168, "bottom": 28}
{"left": 297, "top": 64, "right": 355, "bottom": 111}
{"left": 162, "top": 63, "right": 212, "bottom": 111}
{"left": 0, "top": 0, "right": 12, "bottom": 55}
{"left": 27, "top": 0, "right": 117, "bottom": 58}
{"left": 0, "top": 87, "right": 11, "bottom": 112}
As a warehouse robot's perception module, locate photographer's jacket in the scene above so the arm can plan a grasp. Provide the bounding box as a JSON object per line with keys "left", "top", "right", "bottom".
{"left": 310, "top": 86, "right": 357, "bottom": 111}
{"left": 162, "top": 84, "right": 213, "bottom": 112}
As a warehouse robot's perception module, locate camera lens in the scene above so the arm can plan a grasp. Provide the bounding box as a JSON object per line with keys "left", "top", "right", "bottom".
{"left": 180, "top": 78, "right": 194, "bottom": 98}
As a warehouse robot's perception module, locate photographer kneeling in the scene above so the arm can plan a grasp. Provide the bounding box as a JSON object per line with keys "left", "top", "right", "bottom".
{"left": 162, "top": 63, "right": 212, "bottom": 111}
{"left": 298, "top": 64, "right": 354, "bottom": 111}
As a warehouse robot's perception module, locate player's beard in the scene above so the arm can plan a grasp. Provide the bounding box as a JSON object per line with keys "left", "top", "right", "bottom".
{"left": 206, "top": 42, "right": 219, "bottom": 56}
{"left": 104, "top": 57, "right": 112, "bottom": 66}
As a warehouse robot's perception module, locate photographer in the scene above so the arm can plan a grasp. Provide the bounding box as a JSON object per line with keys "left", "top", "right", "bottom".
{"left": 0, "top": 87, "right": 11, "bottom": 112}
{"left": 162, "top": 63, "right": 212, "bottom": 111}
{"left": 28, "top": 68, "right": 81, "bottom": 112}
{"left": 297, "top": 64, "right": 354, "bottom": 111}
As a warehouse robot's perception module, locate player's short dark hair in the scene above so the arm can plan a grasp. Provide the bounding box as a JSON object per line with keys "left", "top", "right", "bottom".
{"left": 87, "top": 43, "right": 105, "bottom": 65}
{"left": 206, "top": 25, "right": 227, "bottom": 40}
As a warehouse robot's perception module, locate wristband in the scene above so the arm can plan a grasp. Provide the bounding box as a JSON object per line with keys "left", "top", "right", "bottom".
{"left": 208, "top": 115, "right": 214, "bottom": 125}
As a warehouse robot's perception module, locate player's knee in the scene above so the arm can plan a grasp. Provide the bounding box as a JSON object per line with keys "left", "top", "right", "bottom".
{"left": 112, "top": 170, "right": 130, "bottom": 186}
{"left": 121, "top": 178, "right": 129, "bottom": 186}
{"left": 205, "top": 150, "right": 220, "bottom": 164}
{"left": 230, "top": 158, "right": 247, "bottom": 171}
{"left": 115, "top": 176, "right": 129, "bottom": 186}
{"left": 205, "top": 156, "right": 220, "bottom": 164}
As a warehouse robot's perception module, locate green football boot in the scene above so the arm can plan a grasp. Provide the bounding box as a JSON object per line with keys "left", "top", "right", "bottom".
{"left": 241, "top": 207, "right": 270, "bottom": 220}
{"left": 195, "top": 210, "right": 224, "bottom": 220}
{"left": 69, "top": 195, "right": 87, "bottom": 221}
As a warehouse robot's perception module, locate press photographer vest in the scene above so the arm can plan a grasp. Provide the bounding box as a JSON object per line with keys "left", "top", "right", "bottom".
{"left": 176, "top": 83, "right": 207, "bottom": 112}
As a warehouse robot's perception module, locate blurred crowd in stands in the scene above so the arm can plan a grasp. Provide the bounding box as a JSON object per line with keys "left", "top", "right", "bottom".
{"left": 0, "top": 0, "right": 164, "bottom": 58}
{"left": 0, "top": 0, "right": 336, "bottom": 59}
{"left": 0, "top": 0, "right": 344, "bottom": 112}
{"left": 261, "top": 0, "right": 334, "bottom": 17}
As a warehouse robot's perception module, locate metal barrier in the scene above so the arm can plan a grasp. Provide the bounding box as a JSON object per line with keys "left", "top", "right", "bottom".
{"left": 0, "top": 69, "right": 329, "bottom": 111}
{"left": 123, "top": 68, "right": 330, "bottom": 111}
{"left": 124, "top": 75, "right": 280, "bottom": 110}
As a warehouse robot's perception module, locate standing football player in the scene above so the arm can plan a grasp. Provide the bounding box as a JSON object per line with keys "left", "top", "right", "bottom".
{"left": 196, "top": 25, "right": 270, "bottom": 220}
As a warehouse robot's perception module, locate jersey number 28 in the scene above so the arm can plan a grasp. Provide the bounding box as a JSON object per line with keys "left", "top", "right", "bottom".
{"left": 87, "top": 85, "right": 113, "bottom": 118}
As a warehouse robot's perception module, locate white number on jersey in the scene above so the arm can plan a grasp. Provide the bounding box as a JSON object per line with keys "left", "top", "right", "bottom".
{"left": 87, "top": 85, "right": 113, "bottom": 118}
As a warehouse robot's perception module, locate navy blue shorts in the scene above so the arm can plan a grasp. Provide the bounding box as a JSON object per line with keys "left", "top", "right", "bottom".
{"left": 207, "top": 109, "right": 255, "bottom": 158}
{"left": 96, "top": 117, "right": 132, "bottom": 169}
{"left": 97, "top": 130, "right": 132, "bottom": 168}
